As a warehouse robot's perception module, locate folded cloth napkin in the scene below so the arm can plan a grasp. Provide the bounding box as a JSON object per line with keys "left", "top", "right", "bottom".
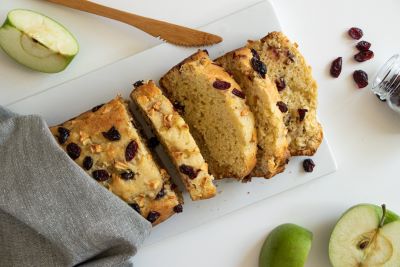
{"left": 0, "top": 107, "right": 151, "bottom": 267}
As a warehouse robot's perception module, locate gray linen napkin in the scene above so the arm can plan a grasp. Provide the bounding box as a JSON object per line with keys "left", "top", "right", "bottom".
{"left": 0, "top": 106, "right": 151, "bottom": 267}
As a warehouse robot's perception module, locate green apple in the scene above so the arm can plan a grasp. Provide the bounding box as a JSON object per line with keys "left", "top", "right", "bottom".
{"left": 329, "top": 204, "right": 400, "bottom": 267}
{"left": 0, "top": 9, "right": 78, "bottom": 73}
{"left": 259, "top": 223, "right": 313, "bottom": 267}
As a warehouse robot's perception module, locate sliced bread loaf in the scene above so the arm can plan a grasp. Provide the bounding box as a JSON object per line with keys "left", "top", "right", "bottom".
{"left": 247, "top": 32, "right": 323, "bottom": 155}
{"left": 131, "top": 80, "right": 217, "bottom": 200}
{"left": 50, "top": 97, "right": 183, "bottom": 225}
{"left": 215, "top": 47, "right": 290, "bottom": 178}
{"left": 160, "top": 50, "right": 257, "bottom": 179}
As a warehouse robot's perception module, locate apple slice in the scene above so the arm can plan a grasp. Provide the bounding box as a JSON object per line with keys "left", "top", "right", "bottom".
{"left": 0, "top": 9, "right": 79, "bottom": 73}
{"left": 329, "top": 204, "right": 400, "bottom": 267}
{"left": 259, "top": 223, "right": 313, "bottom": 267}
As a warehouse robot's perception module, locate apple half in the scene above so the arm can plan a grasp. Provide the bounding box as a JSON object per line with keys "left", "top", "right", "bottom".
{"left": 0, "top": 9, "right": 79, "bottom": 73}
{"left": 329, "top": 204, "right": 400, "bottom": 267}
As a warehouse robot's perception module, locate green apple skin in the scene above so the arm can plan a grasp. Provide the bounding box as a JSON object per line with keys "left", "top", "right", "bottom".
{"left": 0, "top": 9, "right": 79, "bottom": 73}
{"left": 259, "top": 223, "right": 313, "bottom": 267}
{"left": 329, "top": 204, "right": 400, "bottom": 267}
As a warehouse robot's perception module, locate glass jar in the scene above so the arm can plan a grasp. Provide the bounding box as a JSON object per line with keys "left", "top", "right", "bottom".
{"left": 372, "top": 54, "right": 400, "bottom": 113}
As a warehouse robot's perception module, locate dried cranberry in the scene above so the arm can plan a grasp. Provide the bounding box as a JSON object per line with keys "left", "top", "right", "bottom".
{"left": 353, "top": 70, "right": 369, "bottom": 88}
{"left": 173, "top": 204, "right": 183, "bottom": 213}
{"left": 179, "top": 164, "right": 199, "bottom": 179}
{"left": 92, "top": 169, "right": 110, "bottom": 181}
{"left": 155, "top": 186, "right": 165, "bottom": 199}
{"left": 250, "top": 48, "right": 260, "bottom": 60}
{"left": 232, "top": 88, "right": 245, "bottom": 99}
{"left": 202, "top": 49, "right": 209, "bottom": 55}
{"left": 102, "top": 126, "right": 121, "bottom": 141}
{"left": 287, "top": 51, "right": 296, "bottom": 62}
{"left": 125, "top": 140, "right": 139, "bottom": 161}
{"left": 251, "top": 57, "right": 267, "bottom": 78}
{"left": 276, "top": 101, "right": 288, "bottom": 113}
{"left": 354, "top": 50, "right": 374, "bottom": 62}
{"left": 298, "top": 109, "right": 308, "bottom": 122}
{"left": 121, "top": 171, "right": 135, "bottom": 180}
{"left": 275, "top": 78, "right": 286, "bottom": 91}
{"left": 303, "top": 159, "right": 315, "bottom": 172}
{"left": 83, "top": 156, "right": 93, "bottom": 170}
{"left": 147, "top": 137, "right": 159, "bottom": 149}
{"left": 146, "top": 211, "right": 160, "bottom": 223}
{"left": 57, "top": 127, "right": 70, "bottom": 144}
{"left": 356, "top": 41, "right": 371, "bottom": 51}
{"left": 130, "top": 203, "right": 141, "bottom": 214}
{"left": 213, "top": 80, "right": 231, "bottom": 90}
{"left": 330, "top": 57, "right": 342, "bottom": 78}
{"left": 133, "top": 80, "right": 144, "bottom": 88}
{"left": 66, "top": 143, "right": 81, "bottom": 160}
{"left": 348, "top": 27, "right": 363, "bottom": 40}
{"left": 91, "top": 104, "right": 104, "bottom": 112}
{"left": 173, "top": 101, "right": 185, "bottom": 114}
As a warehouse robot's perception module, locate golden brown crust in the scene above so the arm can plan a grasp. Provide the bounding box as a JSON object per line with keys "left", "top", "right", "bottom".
{"left": 50, "top": 97, "right": 182, "bottom": 225}
{"left": 215, "top": 47, "right": 290, "bottom": 178}
{"left": 247, "top": 32, "right": 323, "bottom": 156}
{"left": 160, "top": 50, "right": 257, "bottom": 179}
{"left": 131, "top": 81, "right": 217, "bottom": 200}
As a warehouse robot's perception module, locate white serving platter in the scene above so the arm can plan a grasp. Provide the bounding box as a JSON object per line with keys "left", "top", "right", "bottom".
{"left": 6, "top": 1, "right": 337, "bottom": 245}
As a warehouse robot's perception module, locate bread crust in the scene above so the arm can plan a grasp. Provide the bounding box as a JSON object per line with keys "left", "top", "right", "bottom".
{"left": 50, "top": 97, "right": 182, "bottom": 225}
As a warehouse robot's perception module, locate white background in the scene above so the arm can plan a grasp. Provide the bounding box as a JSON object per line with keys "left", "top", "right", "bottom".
{"left": 1, "top": 0, "right": 400, "bottom": 266}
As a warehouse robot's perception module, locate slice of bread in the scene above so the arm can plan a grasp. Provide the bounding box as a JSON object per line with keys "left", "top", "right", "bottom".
{"left": 160, "top": 50, "right": 257, "bottom": 179}
{"left": 50, "top": 97, "right": 183, "bottom": 225}
{"left": 131, "top": 81, "right": 217, "bottom": 200}
{"left": 247, "top": 32, "right": 323, "bottom": 156}
{"left": 215, "top": 47, "right": 290, "bottom": 178}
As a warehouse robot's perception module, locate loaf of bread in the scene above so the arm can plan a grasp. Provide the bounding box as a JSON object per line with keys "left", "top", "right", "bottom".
{"left": 215, "top": 47, "right": 290, "bottom": 178}
{"left": 160, "top": 50, "right": 257, "bottom": 179}
{"left": 50, "top": 97, "right": 183, "bottom": 225}
{"left": 247, "top": 32, "right": 323, "bottom": 155}
{"left": 131, "top": 81, "right": 217, "bottom": 200}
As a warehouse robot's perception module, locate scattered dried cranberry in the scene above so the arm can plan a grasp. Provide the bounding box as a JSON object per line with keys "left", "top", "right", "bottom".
{"left": 57, "top": 127, "right": 70, "bottom": 144}
{"left": 179, "top": 164, "right": 199, "bottom": 179}
{"left": 133, "top": 80, "right": 144, "bottom": 88}
{"left": 102, "top": 126, "right": 121, "bottom": 141}
{"left": 173, "top": 101, "right": 185, "bottom": 114}
{"left": 330, "top": 57, "right": 342, "bottom": 78}
{"left": 66, "top": 143, "right": 81, "bottom": 160}
{"left": 251, "top": 57, "right": 267, "bottom": 78}
{"left": 353, "top": 70, "right": 369, "bottom": 88}
{"left": 121, "top": 171, "right": 135, "bottom": 180}
{"left": 276, "top": 101, "right": 288, "bottom": 113}
{"left": 354, "top": 50, "right": 374, "bottom": 62}
{"left": 287, "top": 51, "right": 296, "bottom": 62}
{"left": 83, "top": 156, "right": 93, "bottom": 170}
{"left": 92, "top": 169, "right": 110, "bottom": 181}
{"left": 91, "top": 104, "right": 104, "bottom": 112}
{"left": 356, "top": 41, "right": 371, "bottom": 51}
{"left": 173, "top": 204, "right": 183, "bottom": 213}
{"left": 298, "top": 109, "right": 308, "bottom": 122}
{"left": 232, "top": 88, "right": 245, "bottom": 99}
{"left": 303, "top": 159, "right": 315, "bottom": 172}
{"left": 146, "top": 211, "right": 160, "bottom": 223}
{"left": 130, "top": 203, "right": 141, "bottom": 214}
{"left": 155, "top": 186, "right": 165, "bottom": 199}
{"left": 348, "top": 27, "right": 363, "bottom": 40}
{"left": 275, "top": 78, "right": 286, "bottom": 91}
{"left": 147, "top": 137, "right": 159, "bottom": 149}
{"left": 213, "top": 80, "right": 231, "bottom": 90}
{"left": 125, "top": 140, "right": 138, "bottom": 161}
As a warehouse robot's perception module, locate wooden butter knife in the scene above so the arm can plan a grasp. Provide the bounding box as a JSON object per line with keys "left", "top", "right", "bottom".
{"left": 46, "top": 0, "right": 223, "bottom": 47}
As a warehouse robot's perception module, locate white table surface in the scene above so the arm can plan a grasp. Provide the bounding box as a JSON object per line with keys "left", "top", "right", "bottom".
{"left": 1, "top": 0, "right": 400, "bottom": 266}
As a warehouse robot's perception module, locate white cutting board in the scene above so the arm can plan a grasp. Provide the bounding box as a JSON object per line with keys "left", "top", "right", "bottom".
{"left": 6, "top": 1, "right": 337, "bottom": 245}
